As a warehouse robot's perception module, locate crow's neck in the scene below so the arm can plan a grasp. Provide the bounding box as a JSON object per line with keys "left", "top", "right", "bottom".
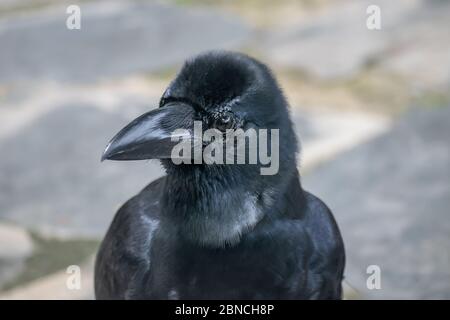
{"left": 161, "top": 166, "right": 301, "bottom": 248}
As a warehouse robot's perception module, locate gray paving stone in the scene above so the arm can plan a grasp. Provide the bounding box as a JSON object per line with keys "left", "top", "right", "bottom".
{"left": 263, "top": 0, "right": 418, "bottom": 78}
{"left": 263, "top": 0, "right": 450, "bottom": 87}
{"left": 381, "top": 0, "right": 450, "bottom": 89}
{"left": 0, "top": 1, "right": 250, "bottom": 83}
{"left": 303, "top": 106, "right": 450, "bottom": 299}
{"left": 0, "top": 104, "right": 164, "bottom": 237}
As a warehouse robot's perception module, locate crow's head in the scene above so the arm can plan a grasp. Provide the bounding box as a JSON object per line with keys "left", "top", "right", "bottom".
{"left": 102, "top": 51, "right": 299, "bottom": 246}
{"left": 102, "top": 51, "right": 298, "bottom": 172}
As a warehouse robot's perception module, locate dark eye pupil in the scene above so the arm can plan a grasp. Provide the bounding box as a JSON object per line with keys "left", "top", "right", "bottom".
{"left": 214, "top": 113, "right": 234, "bottom": 131}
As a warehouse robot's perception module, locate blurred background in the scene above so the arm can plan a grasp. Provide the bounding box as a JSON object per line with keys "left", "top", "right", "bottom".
{"left": 0, "top": 0, "right": 449, "bottom": 299}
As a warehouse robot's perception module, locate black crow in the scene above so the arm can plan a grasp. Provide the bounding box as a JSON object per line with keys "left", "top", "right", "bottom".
{"left": 95, "top": 51, "right": 345, "bottom": 299}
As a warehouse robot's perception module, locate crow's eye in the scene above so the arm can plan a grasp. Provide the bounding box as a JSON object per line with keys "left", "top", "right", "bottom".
{"left": 212, "top": 112, "right": 235, "bottom": 131}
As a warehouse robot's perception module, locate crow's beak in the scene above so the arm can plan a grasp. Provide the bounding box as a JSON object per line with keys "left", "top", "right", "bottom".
{"left": 101, "top": 103, "right": 195, "bottom": 161}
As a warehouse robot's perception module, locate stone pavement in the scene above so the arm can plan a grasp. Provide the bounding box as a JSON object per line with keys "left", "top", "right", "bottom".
{"left": 262, "top": 0, "right": 450, "bottom": 89}
{"left": 0, "top": 1, "right": 250, "bottom": 83}
{"left": 303, "top": 106, "right": 450, "bottom": 299}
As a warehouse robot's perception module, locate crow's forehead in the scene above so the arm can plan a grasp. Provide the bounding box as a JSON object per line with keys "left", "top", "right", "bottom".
{"left": 164, "top": 53, "right": 256, "bottom": 109}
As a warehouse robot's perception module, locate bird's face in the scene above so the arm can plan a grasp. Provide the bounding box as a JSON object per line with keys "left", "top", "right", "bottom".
{"left": 102, "top": 51, "right": 297, "bottom": 178}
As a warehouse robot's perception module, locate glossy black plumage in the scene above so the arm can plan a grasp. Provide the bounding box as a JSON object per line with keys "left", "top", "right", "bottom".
{"left": 95, "top": 51, "right": 345, "bottom": 299}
